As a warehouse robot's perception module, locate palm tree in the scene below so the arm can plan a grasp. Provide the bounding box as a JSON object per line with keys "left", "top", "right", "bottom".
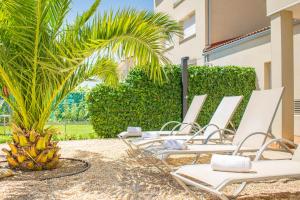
{"left": 0, "top": 0, "right": 181, "bottom": 170}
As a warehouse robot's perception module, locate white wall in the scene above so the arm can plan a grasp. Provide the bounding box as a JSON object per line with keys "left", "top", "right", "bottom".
{"left": 208, "top": 34, "right": 271, "bottom": 89}
{"left": 267, "top": 0, "right": 300, "bottom": 15}
{"left": 208, "top": 24, "right": 300, "bottom": 135}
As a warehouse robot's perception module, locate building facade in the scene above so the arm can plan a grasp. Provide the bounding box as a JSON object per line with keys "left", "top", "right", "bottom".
{"left": 154, "top": 0, "right": 300, "bottom": 139}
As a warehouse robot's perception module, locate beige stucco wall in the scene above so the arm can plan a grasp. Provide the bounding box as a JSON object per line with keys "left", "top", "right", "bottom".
{"left": 267, "top": 0, "right": 300, "bottom": 16}
{"left": 210, "top": 0, "right": 270, "bottom": 43}
{"left": 155, "top": 0, "right": 207, "bottom": 65}
{"left": 207, "top": 24, "right": 300, "bottom": 135}
{"left": 155, "top": 0, "right": 299, "bottom": 135}
{"left": 155, "top": 0, "right": 271, "bottom": 64}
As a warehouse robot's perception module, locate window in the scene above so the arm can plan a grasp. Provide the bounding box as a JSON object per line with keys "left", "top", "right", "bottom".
{"left": 295, "top": 100, "right": 300, "bottom": 115}
{"left": 181, "top": 13, "right": 196, "bottom": 40}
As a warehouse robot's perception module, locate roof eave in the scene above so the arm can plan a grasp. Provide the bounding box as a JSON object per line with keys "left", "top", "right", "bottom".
{"left": 203, "top": 29, "right": 271, "bottom": 56}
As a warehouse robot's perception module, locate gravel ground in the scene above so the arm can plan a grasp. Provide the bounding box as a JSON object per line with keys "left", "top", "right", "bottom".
{"left": 0, "top": 139, "right": 300, "bottom": 200}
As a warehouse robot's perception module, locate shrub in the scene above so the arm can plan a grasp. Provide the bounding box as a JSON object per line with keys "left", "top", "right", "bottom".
{"left": 88, "top": 66, "right": 256, "bottom": 138}
{"left": 188, "top": 66, "right": 256, "bottom": 127}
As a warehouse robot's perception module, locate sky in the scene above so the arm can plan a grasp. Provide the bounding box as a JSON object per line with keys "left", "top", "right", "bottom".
{"left": 67, "top": 0, "right": 153, "bottom": 22}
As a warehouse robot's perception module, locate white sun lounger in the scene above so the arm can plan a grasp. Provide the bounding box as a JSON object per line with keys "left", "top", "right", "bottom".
{"left": 129, "top": 96, "right": 243, "bottom": 148}
{"left": 171, "top": 138, "right": 297, "bottom": 200}
{"left": 118, "top": 95, "right": 207, "bottom": 149}
{"left": 144, "top": 88, "right": 284, "bottom": 164}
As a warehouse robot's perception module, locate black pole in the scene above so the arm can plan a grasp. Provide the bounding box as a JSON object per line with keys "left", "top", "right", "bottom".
{"left": 181, "top": 57, "right": 189, "bottom": 119}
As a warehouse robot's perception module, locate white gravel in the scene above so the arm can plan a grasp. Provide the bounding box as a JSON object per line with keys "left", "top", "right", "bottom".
{"left": 0, "top": 139, "right": 299, "bottom": 200}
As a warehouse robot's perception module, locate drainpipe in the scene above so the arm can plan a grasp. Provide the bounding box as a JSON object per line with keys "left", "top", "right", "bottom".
{"left": 181, "top": 57, "right": 189, "bottom": 118}
{"left": 207, "top": 0, "right": 212, "bottom": 46}
{"left": 205, "top": 0, "right": 212, "bottom": 64}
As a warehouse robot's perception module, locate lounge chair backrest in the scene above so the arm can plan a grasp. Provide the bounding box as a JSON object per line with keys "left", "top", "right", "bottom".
{"left": 232, "top": 87, "right": 284, "bottom": 148}
{"left": 203, "top": 96, "right": 243, "bottom": 138}
{"left": 292, "top": 146, "right": 300, "bottom": 161}
{"left": 179, "top": 95, "right": 207, "bottom": 134}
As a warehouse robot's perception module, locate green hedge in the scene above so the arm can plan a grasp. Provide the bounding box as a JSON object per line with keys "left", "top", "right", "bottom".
{"left": 88, "top": 66, "right": 256, "bottom": 138}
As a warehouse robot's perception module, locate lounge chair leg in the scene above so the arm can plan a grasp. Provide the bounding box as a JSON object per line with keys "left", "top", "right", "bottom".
{"left": 192, "top": 154, "right": 200, "bottom": 164}
{"left": 161, "top": 158, "right": 173, "bottom": 172}
{"left": 140, "top": 151, "right": 170, "bottom": 174}
{"left": 126, "top": 144, "right": 144, "bottom": 159}
{"left": 151, "top": 161, "right": 168, "bottom": 174}
{"left": 232, "top": 182, "right": 247, "bottom": 198}
{"left": 172, "top": 174, "right": 202, "bottom": 200}
{"left": 149, "top": 156, "right": 169, "bottom": 173}
{"left": 121, "top": 137, "right": 136, "bottom": 153}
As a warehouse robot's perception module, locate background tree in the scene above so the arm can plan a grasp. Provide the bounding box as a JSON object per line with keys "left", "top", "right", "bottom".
{"left": 0, "top": 0, "right": 181, "bottom": 170}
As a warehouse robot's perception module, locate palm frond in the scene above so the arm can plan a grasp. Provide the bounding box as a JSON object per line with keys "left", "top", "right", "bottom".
{"left": 0, "top": 0, "right": 182, "bottom": 132}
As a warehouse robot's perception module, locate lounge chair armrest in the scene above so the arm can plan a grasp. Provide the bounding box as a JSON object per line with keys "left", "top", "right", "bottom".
{"left": 233, "top": 132, "right": 275, "bottom": 155}
{"left": 185, "top": 123, "right": 219, "bottom": 143}
{"left": 191, "top": 122, "right": 202, "bottom": 131}
{"left": 183, "top": 122, "right": 202, "bottom": 134}
{"left": 170, "top": 122, "right": 201, "bottom": 135}
{"left": 203, "top": 128, "right": 236, "bottom": 144}
{"left": 185, "top": 128, "right": 205, "bottom": 143}
{"left": 254, "top": 138, "right": 297, "bottom": 161}
{"left": 205, "top": 123, "right": 220, "bottom": 131}
{"left": 160, "top": 121, "right": 181, "bottom": 131}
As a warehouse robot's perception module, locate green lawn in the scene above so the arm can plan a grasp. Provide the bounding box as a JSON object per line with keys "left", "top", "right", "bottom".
{"left": 0, "top": 126, "right": 11, "bottom": 143}
{"left": 51, "top": 124, "right": 98, "bottom": 141}
{"left": 0, "top": 124, "right": 99, "bottom": 144}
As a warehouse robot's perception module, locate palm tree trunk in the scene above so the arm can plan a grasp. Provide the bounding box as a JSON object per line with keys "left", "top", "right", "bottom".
{"left": 2, "top": 125, "right": 60, "bottom": 170}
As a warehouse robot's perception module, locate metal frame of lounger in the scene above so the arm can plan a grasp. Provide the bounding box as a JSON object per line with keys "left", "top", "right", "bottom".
{"left": 126, "top": 124, "right": 235, "bottom": 172}
{"left": 120, "top": 121, "right": 202, "bottom": 154}
{"left": 130, "top": 122, "right": 238, "bottom": 153}
{"left": 125, "top": 96, "right": 243, "bottom": 152}
{"left": 138, "top": 88, "right": 285, "bottom": 171}
{"left": 141, "top": 131, "right": 275, "bottom": 172}
{"left": 171, "top": 138, "right": 297, "bottom": 200}
{"left": 118, "top": 95, "right": 208, "bottom": 151}
{"left": 123, "top": 123, "right": 235, "bottom": 169}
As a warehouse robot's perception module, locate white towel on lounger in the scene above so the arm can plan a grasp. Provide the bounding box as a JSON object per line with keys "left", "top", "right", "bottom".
{"left": 142, "top": 132, "right": 160, "bottom": 139}
{"left": 127, "top": 127, "right": 142, "bottom": 134}
{"left": 163, "top": 139, "right": 187, "bottom": 150}
{"left": 211, "top": 154, "right": 252, "bottom": 173}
